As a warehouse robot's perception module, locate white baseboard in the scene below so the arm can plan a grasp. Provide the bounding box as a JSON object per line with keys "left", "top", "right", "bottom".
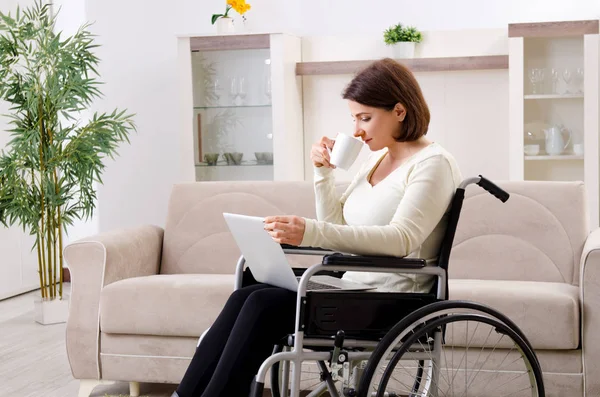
{"left": 0, "top": 284, "right": 41, "bottom": 301}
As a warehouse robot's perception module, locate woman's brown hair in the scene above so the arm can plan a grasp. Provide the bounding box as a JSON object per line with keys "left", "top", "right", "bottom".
{"left": 342, "top": 58, "right": 430, "bottom": 142}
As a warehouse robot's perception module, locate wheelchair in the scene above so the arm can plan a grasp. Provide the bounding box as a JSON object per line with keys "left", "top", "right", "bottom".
{"left": 232, "top": 176, "right": 544, "bottom": 397}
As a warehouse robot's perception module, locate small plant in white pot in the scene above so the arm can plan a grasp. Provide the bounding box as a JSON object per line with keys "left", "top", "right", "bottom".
{"left": 0, "top": 2, "right": 135, "bottom": 324}
{"left": 383, "top": 23, "right": 423, "bottom": 59}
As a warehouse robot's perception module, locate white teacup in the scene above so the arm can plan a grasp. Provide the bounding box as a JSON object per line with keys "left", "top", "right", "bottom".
{"left": 573, "top": 143, "right": 584, "bottom": 156}
{"left": 328, "top": 133, "right": 364, "bottom": 170}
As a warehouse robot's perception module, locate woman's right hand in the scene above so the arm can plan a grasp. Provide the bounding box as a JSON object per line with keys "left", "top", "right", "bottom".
{"left": 310, "top": 136, "right": 336, "bottom": 168}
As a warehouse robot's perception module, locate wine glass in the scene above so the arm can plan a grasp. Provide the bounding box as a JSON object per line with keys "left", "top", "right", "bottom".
{"left": 238, "top": 77, "right": 247, "bottom": 105}
{"left": 551, "top": 68, "right": 559, "bottom": 94}
{"left": 264, "top": 58, "right": 272, "bottom": 104}
{"left": 229, "top": 77, "right": 238, "bottom": 105}
{"left": 528, "top": 68, "right": 544, "bottom": 94}
{"left": 211, "top": 78, "right": 221, "bottom": 102}
{"left": 576, "top": 68, "right": 584, "bottom": 94}
{"left": 528, "top": 69, "right": 537, "bottom": 94}
{"left": 562, "top": 68, "right": 572, "bottom": 95}
{"left": 264, "top": 75, "right": 272, "bottom": 103}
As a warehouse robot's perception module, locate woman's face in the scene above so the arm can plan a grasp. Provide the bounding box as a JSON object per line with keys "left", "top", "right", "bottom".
{"left": 347, "top": 100, "right": 406, "bottom": 151}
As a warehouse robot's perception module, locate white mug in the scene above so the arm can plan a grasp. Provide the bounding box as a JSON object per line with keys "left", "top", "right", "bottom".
{"left": 574, "top": 143, "right": 584, "bottom": 156}
{"left": 328, "top": 133, "right": 364, "bottom": 170}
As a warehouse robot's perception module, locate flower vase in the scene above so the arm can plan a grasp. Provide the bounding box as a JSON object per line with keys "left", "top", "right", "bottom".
{"left": 392, "top": 42, "right": 416, "bottom": 59}
{"left": 216, "top": 17, "right": 235, "bottom": 34}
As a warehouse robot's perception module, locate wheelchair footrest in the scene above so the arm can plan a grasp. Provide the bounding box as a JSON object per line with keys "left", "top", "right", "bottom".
{"left": 303, "top": 291, "right": 439, "bottom": 340}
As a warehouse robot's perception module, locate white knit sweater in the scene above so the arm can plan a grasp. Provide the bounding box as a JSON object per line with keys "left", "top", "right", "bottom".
{"left": 300, "top": 143, "right": 463, "bottom": 292}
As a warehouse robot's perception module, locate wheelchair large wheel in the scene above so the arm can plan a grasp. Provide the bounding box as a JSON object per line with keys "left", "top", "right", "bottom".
{"left": 358, "top": 301, "right": 544, "bottom": 397}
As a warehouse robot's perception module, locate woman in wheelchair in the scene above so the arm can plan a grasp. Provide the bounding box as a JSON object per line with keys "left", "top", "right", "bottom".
{"left": 173, "top": 58, "right": 461, "bottom": 397}
{"left": 173, "top": 59, "right": 539, "bottom": 397}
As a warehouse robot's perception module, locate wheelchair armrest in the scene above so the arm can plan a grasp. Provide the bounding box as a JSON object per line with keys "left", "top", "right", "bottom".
{"left": 292, "top": 267, "right": 345, "bottom": 279}
{"left": 322, "top": 253, "right": 426, "bottom": 269}
{"left": 280, "top": 244, "right": 334, "bottom": 255}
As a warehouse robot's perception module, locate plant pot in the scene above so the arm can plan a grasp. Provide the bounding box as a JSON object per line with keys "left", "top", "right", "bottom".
{"left": 216, "top": 17, "right": 235, "bottom": 34}
{"left": 392, "top": 42, "right": 416, "bottom": 59}
{"left": 34, "top": 293, "right": 69, "bottom": 325}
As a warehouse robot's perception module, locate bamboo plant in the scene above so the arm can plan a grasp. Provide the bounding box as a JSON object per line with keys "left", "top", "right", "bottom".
{"left": 0, "top": 1, "right": 136, "bottom": 300}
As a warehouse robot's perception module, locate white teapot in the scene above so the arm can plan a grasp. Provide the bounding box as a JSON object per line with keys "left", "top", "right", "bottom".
{"left": 543, "top": 125, "right": 571, "bottom": 156}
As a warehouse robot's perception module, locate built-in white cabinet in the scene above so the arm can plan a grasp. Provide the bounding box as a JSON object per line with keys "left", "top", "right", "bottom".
{"left": 177, "top": 33, "right": 304, "bottom": 182}
{"left": 509, "top": 20, "right": 600, "bottom": 227}
{"left": 0, "top": 228, "right": 39, "bottom": 300}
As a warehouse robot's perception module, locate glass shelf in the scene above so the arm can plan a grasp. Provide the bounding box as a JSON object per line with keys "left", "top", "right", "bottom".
{"left": 525, "top": 155, "right": 583, "bottom": 161}
{"left": 194, "top": 104, "right": 272, "bottom": 110}
{"left": 524, "top": 94, "right": 584, "bottom": 100}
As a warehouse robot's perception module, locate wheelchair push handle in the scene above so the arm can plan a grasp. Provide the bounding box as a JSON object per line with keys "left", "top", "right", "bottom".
{"left": 477, "top": 175, "right": 510, "bottom": 203}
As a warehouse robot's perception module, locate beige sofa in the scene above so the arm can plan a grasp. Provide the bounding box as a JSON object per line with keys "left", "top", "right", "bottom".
{"left": 64, "top": 180, "right": 600, "bottom": 397}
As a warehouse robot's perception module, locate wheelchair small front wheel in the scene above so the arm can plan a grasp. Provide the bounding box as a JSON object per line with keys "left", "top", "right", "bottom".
{"left": 358, "top": 301, "right": 544, "bottom": 397}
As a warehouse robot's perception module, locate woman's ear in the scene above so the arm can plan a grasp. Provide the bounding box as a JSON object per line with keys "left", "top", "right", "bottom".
{"left": 394, "top": 103, "right": 406, "bottom": 122}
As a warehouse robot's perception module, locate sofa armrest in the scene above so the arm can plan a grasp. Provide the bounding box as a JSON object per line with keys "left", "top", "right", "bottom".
{"left": 580, "top": 228, "right": 600, "bottom": 396}
{"left": 63, "top": 225, "right": 164, "bottom": 380}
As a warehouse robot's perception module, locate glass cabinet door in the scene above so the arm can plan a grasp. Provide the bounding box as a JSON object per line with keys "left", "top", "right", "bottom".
{"left": 180, "top": 33, "right": 303, "bottom": 182}
{"left": 192, "top": 46, "right": 274, "bottom": 181}
{"left": 508, "top": 20, "right": 600, "bottom": 227}
{"left": 522, "top": 36, "right": 585, "bottom": 183}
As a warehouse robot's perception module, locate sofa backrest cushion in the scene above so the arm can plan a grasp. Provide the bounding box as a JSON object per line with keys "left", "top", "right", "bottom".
{"left": 450, "top": 181, "right": 589, "bottom": 285}
{"left": 161, "top": 181, "right": 345, "bottom": 275}
{"left": 162, "top": 180, "right": 589, "bottom": 286}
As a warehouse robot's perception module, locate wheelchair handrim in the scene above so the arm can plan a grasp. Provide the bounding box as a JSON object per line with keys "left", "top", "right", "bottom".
{"left": 375, "top": 314, "right": 541, "bottom": 397}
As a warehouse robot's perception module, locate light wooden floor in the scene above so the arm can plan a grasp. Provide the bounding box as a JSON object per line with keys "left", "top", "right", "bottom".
{"left": 0, "top": 284, "right": 177, "bottom": 397}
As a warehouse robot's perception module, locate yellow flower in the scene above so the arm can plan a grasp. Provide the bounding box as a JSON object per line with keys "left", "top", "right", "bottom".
{"left": 230, "top": 0, "right": 251, "bottom": 15}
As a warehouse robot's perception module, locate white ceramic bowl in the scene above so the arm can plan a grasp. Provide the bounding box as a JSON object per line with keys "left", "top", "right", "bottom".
{"left": 524, "top": 144, "right": 540, "bottom": 156}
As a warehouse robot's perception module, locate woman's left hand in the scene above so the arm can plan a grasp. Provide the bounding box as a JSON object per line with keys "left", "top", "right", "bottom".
{"left": 264, "top": 215, "right": 306, "bottom": 246}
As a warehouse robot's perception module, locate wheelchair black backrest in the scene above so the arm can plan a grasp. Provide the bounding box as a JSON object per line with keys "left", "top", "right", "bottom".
{"left": 432, "top": 176, "right": 510, "bottom": 300}
{"left": 432, "top": 187, "right": 466, "bottom": 300}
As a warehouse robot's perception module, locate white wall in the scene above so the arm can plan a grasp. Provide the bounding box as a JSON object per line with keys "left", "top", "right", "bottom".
{"left": 297, "top": 0, "right": 600, "bottom": 35}
{"left": 52, "top": 0, "right": 101, "bottom": 245}
{"left": 301, "top": 30, "right": 510, "bottom": 182}
{"left": 0, "top": 0, "right": 41, "bottom": 299}
{"left": 85, "top": 0, "right": 187, "bottom": 232}
{"left": 80, "top": 0, "right": 600, "bottom": 234}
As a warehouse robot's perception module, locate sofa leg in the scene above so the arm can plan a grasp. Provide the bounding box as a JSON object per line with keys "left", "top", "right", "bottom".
{"left": 78, "top": 379, "right": 116, "bottom": 397}
{"left": 130, "top": 381, "right": 140, "bottom": 397}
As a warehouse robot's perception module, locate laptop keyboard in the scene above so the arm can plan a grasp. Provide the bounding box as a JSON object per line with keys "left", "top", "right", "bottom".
{"left": 297, "top": 277, "right": 341, "bottom": 291}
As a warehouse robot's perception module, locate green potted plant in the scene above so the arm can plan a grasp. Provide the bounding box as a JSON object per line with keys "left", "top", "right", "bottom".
{"left": 383, "top": 23, "right": 423, "bottom": 59}
{"left": 0, "top": 1, "right": 135, "bottom": 324}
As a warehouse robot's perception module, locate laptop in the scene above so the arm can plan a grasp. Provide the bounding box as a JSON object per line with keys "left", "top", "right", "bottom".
{"left": 223, "top": 212, "right": 375, "bottom": 292}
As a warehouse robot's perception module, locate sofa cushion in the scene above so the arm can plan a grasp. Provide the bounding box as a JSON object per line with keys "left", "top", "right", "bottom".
{"left": 100, "top": 274, "right": 234, "bottom": 337}
{"left": 449, "top": 279, "right": 580, "bottom": 349}
{"left": 160, "top": 182, "right": 348, "bottom": 275}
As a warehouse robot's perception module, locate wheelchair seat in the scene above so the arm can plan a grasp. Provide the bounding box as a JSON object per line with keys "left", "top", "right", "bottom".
{"left": 302, "top": 290, "right": 438, "bottom": 340}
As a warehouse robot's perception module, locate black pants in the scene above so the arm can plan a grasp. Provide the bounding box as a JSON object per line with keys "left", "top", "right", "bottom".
{"left": 176, "top": 283, "right": 297, "bottom": 397}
